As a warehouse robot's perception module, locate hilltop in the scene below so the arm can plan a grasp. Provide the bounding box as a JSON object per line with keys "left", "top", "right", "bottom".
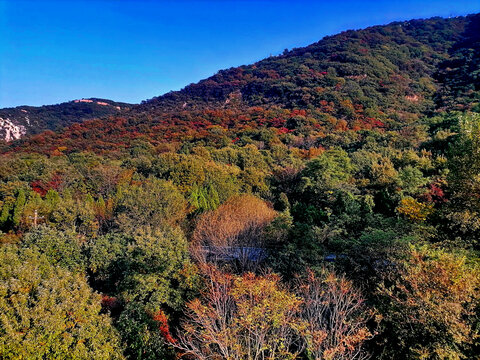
{"left": 0, "top": 98, "right": 130, "bottom": 141}
{"left": 3, "top": 13, "right": 478, "bottom": 154}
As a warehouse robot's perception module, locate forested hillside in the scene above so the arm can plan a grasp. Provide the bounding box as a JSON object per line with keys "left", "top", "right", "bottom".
{"left": 6, "top": 14, "right": 479, "bottom": 155}
{"left": 0, "top": 98, "right": 130, "bottom": 141}
{"left": 0, "top": 14, "right": 480, "bottom": 360}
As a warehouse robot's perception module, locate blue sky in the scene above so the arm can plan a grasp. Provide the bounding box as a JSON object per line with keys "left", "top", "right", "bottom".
{"left": 0, "top": 0, "right": 479, "bottom": 108}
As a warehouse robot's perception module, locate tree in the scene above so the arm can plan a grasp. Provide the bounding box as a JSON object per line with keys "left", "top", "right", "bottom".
{"left": 0, "top": 198, "right": 13, "bottom": 229}
{"left": 445, "top": 112, "right": 480, "bottom": 248}
{"left": 188, "top": 184, "right": 220, "bottom": 213}
{"left": 12, "top": 189, "right": 26, "bottom": 227}
{"left": 117, "top": 226, "right": 194, "bottom": 312}
{"left": 86, "top": 225, "right": 196, "bottom": 313}
{"left": 86, "top": 227, "right": 198, "bottom": 359}
{"left": 191, "top": 194, "right": 276, "bottom": 271}
{"left": 296, "top": 269, "right": 372, "bottom": 360}
{"left": 114, "top": 178, "right": 187, "bottom": 233}
{"left": 22, "top": 226, "right": 85, "bottom": 272}
{"left": 116, "top": 303, "right": 175, "bottom": 360}
{"left": 49, "top": 191, "right": 99, "bottom": 237}
{"left": 85, "top": 232, "right": 131, "bottom": 294}
{"left": 0, "top": 245, "right": 124, "bottom": 359}
{"left": 397, "top": 166, "right": 429, "bottom": 197}
{"left": 301, "top": 149, "right": 355, "bottom": 193}
{"left": 377, "top": 246, "right": 480, "bottom": 359}
{"left": 175, "top": 268, "right": 305, "bottom": 360}
{"left": 396, "top": 197, "right": 433, "bottom": 222}
{"left": 0, "top": 186, "right": 28, "bottom": 230}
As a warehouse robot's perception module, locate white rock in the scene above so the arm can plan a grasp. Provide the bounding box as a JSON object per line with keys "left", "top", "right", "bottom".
{"left": 0, "top": 117, "right": 27, "bottom": 141}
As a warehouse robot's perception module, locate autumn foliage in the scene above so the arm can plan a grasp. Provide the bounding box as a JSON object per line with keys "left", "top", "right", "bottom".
{"left": 378, "top": 246, "right": 480, "bottom": 359}
{"left": 192, "top": 194, "right": 276, "bottom": 271}
{"left": 175, "top": 268, "right": 305, "bottom": 360}
{"left": 297, "top": 270, "right": 372, "bottom": 360}
{"left": 396, "top": 197, "right": 433, "bottom": 222}
{"left": 0, "top": 13, "right": 480, "bottom": 360}
{"left": 152, "top": 310, "right": 176, "bottom": 344}
{"left": 173, "top": 266, "right": 372, "bottom": 360}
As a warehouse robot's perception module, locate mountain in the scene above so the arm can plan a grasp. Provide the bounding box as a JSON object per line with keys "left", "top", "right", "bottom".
{"left": 142, "top": 14, "right": 478, "bottom": 114}
{"left": 0, "top": 98, "right": 130, "bottom": 141}
{"left": 4, "top": 14, "right": 480, "bottom": 154}
{"left": 2, "top": 13, "right": 480, "bottom": 360}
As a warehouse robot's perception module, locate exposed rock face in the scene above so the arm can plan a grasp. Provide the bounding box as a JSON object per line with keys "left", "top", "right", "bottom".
{"left": 0, "top": 117, "right": 27, "bottom": 142}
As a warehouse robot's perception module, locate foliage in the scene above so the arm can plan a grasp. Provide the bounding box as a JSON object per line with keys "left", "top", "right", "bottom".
{"left": 22, "top": 225, "right": 85, "bottom": 272}
{"left": 176, "top": 268, "right": 305, "bottom": 360}
{"left": 87, "top": 226, "right": 195, "bottom": 313}
{"left": 445, "top": 112, "right": 480, "bottom": 248}
{"left": 0, "top": 98, "right": 129, "bottom": 140}
{"left": 192, "top": 194, "right": 277, "bottom": 271}
{"left": 396, "top": 197, "right": 433, "bottom": 222}
{"left": 0, "top": 14, "right": 479, "bottom": 360}
{"left": 115, "top": 178, "right": 187, "bottom": 232}
{"left": 115, "top": 303, "right": 174, "bottom": 360}
{"left": 297, "top": 269, "right": 372, "bottom": 360}
{"left": 5, "top": 16, "right": 479, "bottom": 155}
{"left": 0, "top": 245, "right": 124, "bottom": 359}
{"left": 376, "top": 246, "right": 480, "bottom": 359}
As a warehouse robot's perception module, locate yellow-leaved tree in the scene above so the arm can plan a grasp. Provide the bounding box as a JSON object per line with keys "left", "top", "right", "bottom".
{"left": 377, "top": 245, "right": 480, "bottom": 359}
{"left": 175, "top": 267, "right": 305, "bottom": 360}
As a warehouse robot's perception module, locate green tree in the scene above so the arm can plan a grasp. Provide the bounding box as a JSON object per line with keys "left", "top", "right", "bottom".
{"left": 22, "top": 226, "right": 85, "bottom": 272}
{"left": 115, "top": 178, "right": 187, "bottom": 233}
{"left": 188, "top": 184, "right": 220, "bottom": 213}
{"left": 12, "top": 189, "right": 26, "bottom": 227}
{"left": 0, "top": 245, "right": 124, "bottom": 359}
{"left": 86, "top": 226, "right": 196, "bottom": 313}
{"left": 118, "top": 226, "right": 193, "bottom": 312}
{"left": 445, "top": 112, "right": 480, "bottom": 248}
{"left": 116, "top": 303, "right": 175, "bottom": 360}
{"left": 85, "top": 232, "right": 130, "bottom": 294}
{"left": 301, "top": 149, "right": 355, "bottom": 192}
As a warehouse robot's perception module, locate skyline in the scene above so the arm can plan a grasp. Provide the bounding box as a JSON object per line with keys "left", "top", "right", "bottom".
{"left": 1, "top": 0, "right": 479, "bottom": 108}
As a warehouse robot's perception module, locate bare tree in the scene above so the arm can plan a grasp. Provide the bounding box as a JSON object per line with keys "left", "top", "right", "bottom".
{"left": 296, "top": 269, "right": 373, "bottom": 360}
{"left": 176, "top": 266, "right": 236, "bottom": 360}
{"left": 175, "top": 266, "right": 305, "bottom": 360}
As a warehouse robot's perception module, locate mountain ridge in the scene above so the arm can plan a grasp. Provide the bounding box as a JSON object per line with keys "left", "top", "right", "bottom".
{"left": 3, "top": 13, "right": 479, "bottom": 153}
{"left": 0, "top": 98, "right": 131, "bottom": 141}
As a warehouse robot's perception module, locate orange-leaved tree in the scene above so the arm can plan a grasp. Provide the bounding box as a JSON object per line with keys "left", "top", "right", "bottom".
{"left": 175, "top": 267, "right": 305, "bottom": 360}
{"left": 297, "top": 269, "right": 372, "bottom": 360}
{"left": 191, "top": 194, "right": 276, "bottom": 271}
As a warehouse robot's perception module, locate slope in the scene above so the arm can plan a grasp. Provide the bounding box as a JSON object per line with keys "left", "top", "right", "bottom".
{"left": 5, "top": 14, "right": 480, "bottom": 155}
{"left": 0, "top": 98, "right": 130, "bottom": 141}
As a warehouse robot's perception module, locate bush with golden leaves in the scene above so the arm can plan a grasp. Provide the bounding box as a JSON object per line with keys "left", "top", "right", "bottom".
{"left": 378, "top": 246, "right": 480, "bottom": 359}
{"left": 396, "top": 197, "right": 433, "bottom": 222}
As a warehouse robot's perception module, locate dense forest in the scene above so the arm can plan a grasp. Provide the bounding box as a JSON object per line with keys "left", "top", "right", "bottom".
{"left": 1, "top": 13, "right": 480, "bottom": 360}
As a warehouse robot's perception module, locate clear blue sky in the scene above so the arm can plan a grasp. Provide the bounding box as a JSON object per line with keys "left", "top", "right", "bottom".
{"left": 0, "top": 0, "right": 479, "bottom": 108}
